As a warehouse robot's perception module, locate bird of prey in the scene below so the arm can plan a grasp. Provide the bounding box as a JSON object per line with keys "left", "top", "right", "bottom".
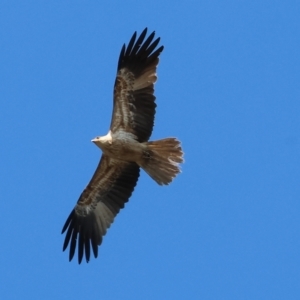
{"left": 62, "top": 28, "right": 184, "bottom": 263}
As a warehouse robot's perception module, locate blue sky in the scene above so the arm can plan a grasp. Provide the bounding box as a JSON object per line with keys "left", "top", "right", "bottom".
{"left": 1, "top": 1, "right": 299, "bottom": 299}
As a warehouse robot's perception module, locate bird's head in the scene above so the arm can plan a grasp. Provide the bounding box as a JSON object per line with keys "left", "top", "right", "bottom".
{"left": 91, "top": 132, "right": 112, "bottom": 150}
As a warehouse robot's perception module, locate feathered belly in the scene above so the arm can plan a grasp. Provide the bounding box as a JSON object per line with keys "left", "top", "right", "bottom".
{"left": 103, "top": 135, "right": 145, "bottom": 162}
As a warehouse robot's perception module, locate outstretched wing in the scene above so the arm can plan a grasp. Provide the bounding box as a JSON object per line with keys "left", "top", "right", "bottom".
{"left": 62, "top": 156, "right": 140, "bottom": 264}
{"left": 110, "top": 28, "right": 164, "bottom": 142}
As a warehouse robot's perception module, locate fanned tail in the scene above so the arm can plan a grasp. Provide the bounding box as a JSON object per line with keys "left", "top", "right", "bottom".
{"left": 139, "top": 138, "right": 184, "bottom": 185}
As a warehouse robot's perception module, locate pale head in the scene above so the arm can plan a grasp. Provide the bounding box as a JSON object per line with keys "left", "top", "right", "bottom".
{"left": 91, "top": 131, "right": 112, "bottom": 150}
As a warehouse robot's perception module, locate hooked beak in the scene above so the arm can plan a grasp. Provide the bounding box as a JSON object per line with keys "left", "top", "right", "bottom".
{"left": 91, "top": 138, "right": 97, "bottom": 143}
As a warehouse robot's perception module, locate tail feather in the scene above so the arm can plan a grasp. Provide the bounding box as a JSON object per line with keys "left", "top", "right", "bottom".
{"left": 139, "top": 138, "right": 184, "bottom": 185}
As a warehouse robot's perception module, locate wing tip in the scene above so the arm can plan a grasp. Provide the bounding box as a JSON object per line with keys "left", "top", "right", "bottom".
{"left": 62, "top": 208, "right": 102, "bottom": 264}
{"left": 117, "top": 28, "right": 163, "bottom": 71}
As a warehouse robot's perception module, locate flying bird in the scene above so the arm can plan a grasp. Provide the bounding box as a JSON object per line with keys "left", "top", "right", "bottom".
{"left": 62, "top": 28, "right": 184, "bottom": 263}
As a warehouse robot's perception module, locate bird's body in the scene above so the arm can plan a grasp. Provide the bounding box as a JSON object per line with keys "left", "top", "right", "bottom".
{"left": 62, "top": 28, "right": 184, "bottom": 263}
{"left": 92, "top": 130, "right": 144, "bottom": 162}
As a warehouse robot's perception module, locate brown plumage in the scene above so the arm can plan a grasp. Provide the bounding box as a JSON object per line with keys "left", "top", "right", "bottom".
{"left": 62, "top": 28, "right": 184, "bottom": 264}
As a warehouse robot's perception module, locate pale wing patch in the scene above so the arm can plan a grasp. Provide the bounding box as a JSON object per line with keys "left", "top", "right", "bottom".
{"left": 133, "top": 58, "right": 159, "bottom": 90}
{"left": 133, "top": 70, "right": 157, "bottom": 90}
{"left": 95, "top": 202, "right": 115, "bottom": 235}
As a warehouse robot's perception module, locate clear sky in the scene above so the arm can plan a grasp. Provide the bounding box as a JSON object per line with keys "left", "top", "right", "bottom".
{"left": 1, "top": 1, "right": 299, "bottom": 299}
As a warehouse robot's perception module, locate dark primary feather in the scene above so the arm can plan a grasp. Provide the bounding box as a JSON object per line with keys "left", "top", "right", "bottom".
{"left": 62, "top": 157, "right": 140, "bottom": 263}
{"left": 117, "top": 28, "right": 163, "bottom": 75}
{"left": 111, "top": 28, "right": 164, "bottom": 142}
